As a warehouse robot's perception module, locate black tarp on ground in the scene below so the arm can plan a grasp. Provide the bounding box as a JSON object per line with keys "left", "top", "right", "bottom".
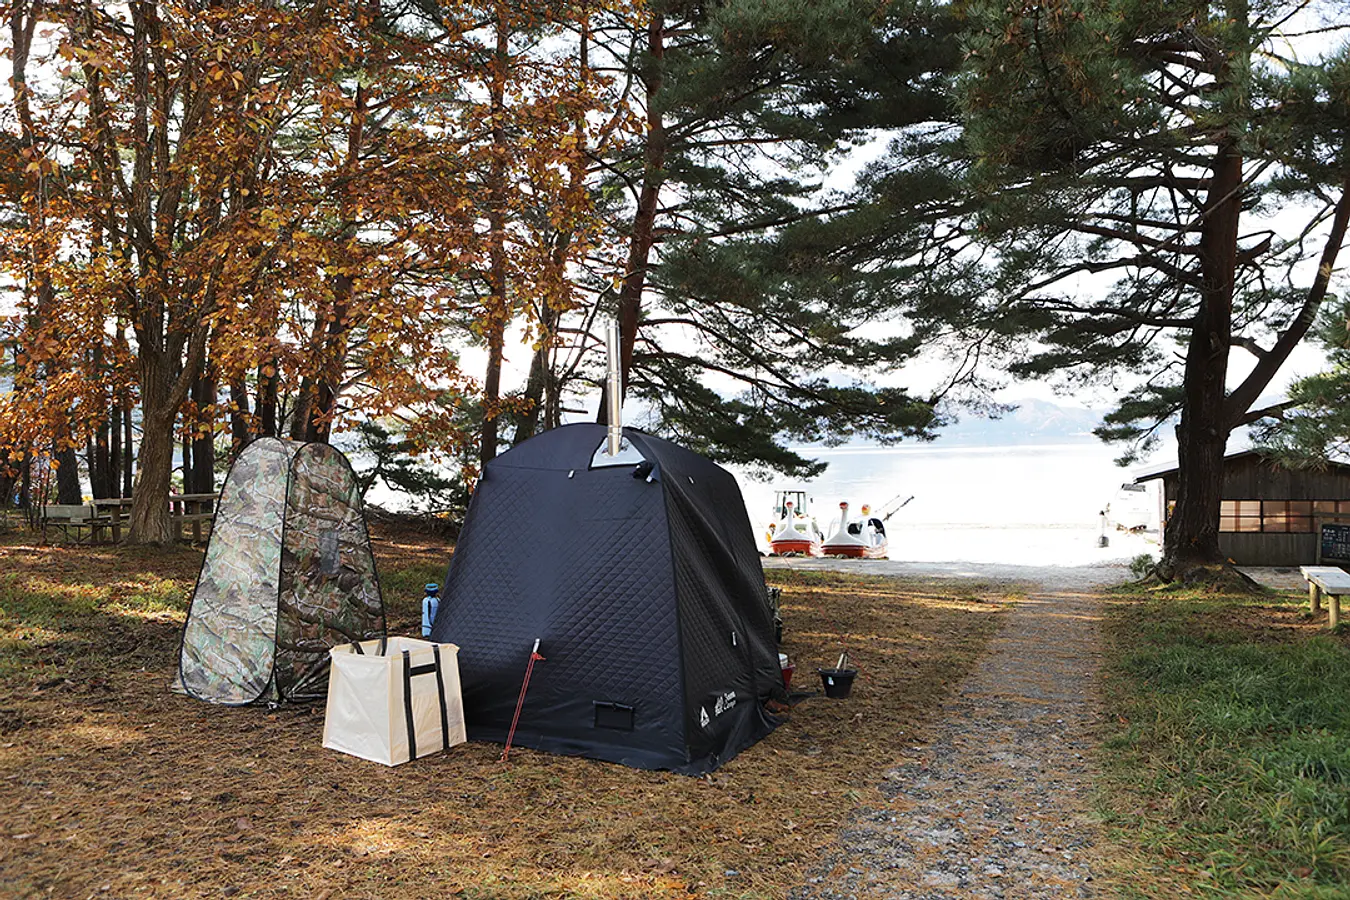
{"left": 431, "top": 423, "right": 781, "bottom": 775}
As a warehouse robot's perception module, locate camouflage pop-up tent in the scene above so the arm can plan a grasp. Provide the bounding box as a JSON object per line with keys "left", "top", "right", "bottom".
{"left": 178, "top": 437, "right": 386, "bottom": 705}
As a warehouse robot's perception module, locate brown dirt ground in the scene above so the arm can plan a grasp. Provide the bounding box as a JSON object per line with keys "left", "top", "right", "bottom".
{"left": 0, "top": 525, "right": 1011, "bottom": 900}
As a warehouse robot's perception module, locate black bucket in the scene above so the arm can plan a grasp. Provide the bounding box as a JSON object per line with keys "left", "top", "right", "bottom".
{"left": 818, "top": 668, "right": 857, "bottom": 699}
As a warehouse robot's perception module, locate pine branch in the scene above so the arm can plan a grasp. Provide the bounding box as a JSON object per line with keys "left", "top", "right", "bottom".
{"left": 1226, "top": 174, "right": 1350, "bottom": 425}
{"left": 1233, "top": 400, "right": 1295, "bottom": 428}
{"left": 1231, "top": 335, "right": 1269, "bottom": 359}
{"left": 1069, "top": 221, "right": 1202, "bottom": 256}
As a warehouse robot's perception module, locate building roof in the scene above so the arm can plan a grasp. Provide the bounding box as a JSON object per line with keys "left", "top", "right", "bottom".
{"left": 1133, "top": 449, "right": 1350, "bottom": 484}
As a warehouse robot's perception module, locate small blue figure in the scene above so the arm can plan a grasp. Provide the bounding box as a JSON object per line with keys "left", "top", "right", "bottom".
{"left": 421, "top": 583, "right": 440, "bottom": 637}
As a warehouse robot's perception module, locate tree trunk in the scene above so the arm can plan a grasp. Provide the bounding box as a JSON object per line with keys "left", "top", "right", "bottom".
{"left": 111, "top": 327, "right": 126, "bottom": 499}
{"left": 129, "top": 413, "right": 176, "bottom": 544}
{"left": 290, "top": 375, "right": 313, "bottom": 441}
{"left": 122, "top": 401, "right": 133, "bottom": 498}
{"left": 307, "top": 272, "right": 353, "bottom": 444}
{"left": 544, "top": 365, "right": 564, "bottom": 431}
{"left": 258, "top": 363, "right": 279, "bottom": 437}
{"left": 520, "top": 12, "right": 588, "bottom": 443}
{"left": 1161, "top": 134, "right": 1243, "bottom": 579}
{"left": 54, "top": 443, "right": 82, "bottom": 504}
{"left": 599, "top": 13, "right": 665, "bottom": 422}
{"left": 105, "top": 411, "right": 120, "bottom": 500}
{"left": 480, "top": 290, "right": 507, "bottom": 465}
{"left": 192, "top": 370, "right": 215, "bottom": 502}
{"left": 480, "top": 9, "right": 511, "bottom": 468}
{"left": 290, "top": 315, "right": 326, "bottom": 441}
{"left": 230, "top": 376, "right": 251, "bottom": 452}
{"left": 513, "top": 307, "right": 557, "bottom": 445}
{"left": 128, "top": 357, "right": 177, "bottom": 544}
{"left": 92, "top": 419, "right": 112, "bottom": 499}
{"left": 0, "top": 449, "right": 20, "bottom": 510}
{"left": 85, "top": 435, "right": 97, "bottom": 498}
{"left": 89, "top": 340, "right": 113, "bottom": 499}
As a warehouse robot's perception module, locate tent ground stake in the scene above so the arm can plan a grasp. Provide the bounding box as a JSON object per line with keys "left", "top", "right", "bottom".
{"left": 501, "top": 638, "right": 544, "bottom": 763}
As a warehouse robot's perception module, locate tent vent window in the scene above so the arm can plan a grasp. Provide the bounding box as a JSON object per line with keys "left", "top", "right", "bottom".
{"left": 594, "top": 702, "right": 635, "bottom": 731}
{"left": 319, "top": 530, "right": 340, "bottom": 575}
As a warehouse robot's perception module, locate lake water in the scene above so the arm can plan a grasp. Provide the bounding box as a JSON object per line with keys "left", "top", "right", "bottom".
{"left": 730, "top": 443, "right": 1161, "bottom": 566}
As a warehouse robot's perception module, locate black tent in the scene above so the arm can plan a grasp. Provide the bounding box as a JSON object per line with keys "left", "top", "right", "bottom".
{"left": 431, "top": 423, "right": 781, "bottom": 775}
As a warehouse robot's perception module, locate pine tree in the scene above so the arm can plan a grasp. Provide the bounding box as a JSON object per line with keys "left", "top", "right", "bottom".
{"left": 832, "top": 0, "right": 1350, "bottom": 581}
{"left": 573, "top": 0, "right": 962, "bottom": 475}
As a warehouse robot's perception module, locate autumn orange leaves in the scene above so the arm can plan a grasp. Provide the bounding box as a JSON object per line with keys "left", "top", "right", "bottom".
{"left": 1, "top": 0, "right": 640, "bottom": 540}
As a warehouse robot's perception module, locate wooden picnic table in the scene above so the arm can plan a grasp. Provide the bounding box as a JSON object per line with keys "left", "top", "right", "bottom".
{"left": 91, "top": 493, "right": 219, "bottom": 543}
{"left": 1299, "top": 565, "right": 1350, "bottom": 629}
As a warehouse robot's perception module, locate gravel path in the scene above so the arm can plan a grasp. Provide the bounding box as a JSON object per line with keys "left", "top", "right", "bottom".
{"left": 786, "top": 561, "right": 1122, "bottom": 899}
{"left": 777, "top": 558, "right": 1300, "bottom": 898}
{"left": 772, "top": 558, "right": 1306, "bottom": 895}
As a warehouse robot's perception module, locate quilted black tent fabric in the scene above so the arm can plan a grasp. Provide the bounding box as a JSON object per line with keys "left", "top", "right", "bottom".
{"left": 432, "top": 423, "right": 780, "bottom": 774}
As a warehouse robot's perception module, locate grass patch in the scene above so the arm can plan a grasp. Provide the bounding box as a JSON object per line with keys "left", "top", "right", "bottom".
{"left": 1099, "top": 582, "right": 1350, "bottom": 897}
{"left": 0, "top": 527, "right": 1008, "bottom": 898}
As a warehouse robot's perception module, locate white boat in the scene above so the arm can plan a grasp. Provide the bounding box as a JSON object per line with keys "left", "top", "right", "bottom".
{"left": 768, "top": 490, "right": 823, "bottom": 557}
{"left": 823, "top": 502, "right": 888, "bottom": 559}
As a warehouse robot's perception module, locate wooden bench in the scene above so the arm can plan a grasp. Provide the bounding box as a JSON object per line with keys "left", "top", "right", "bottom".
{"left": 1300, "top": 565, "right": 1350, "bottom": 629}
{"left": 40, "top": 504, "right": 99, "bottom": 543}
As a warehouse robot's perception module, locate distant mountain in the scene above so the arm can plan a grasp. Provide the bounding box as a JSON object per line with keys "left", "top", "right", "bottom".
{"left": 938, "top": 399, "right": 1104, "bottom": 446}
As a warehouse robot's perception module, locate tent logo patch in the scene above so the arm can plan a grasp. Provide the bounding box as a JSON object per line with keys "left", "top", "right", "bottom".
{"left": 700, "top": 707, "right": 710, "bottom": 728}
{"left": 713, "top": 690, "right": 737, "bottom": 716}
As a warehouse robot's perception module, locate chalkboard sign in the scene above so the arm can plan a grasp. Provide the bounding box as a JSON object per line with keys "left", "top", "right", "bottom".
{"left": 1322, "top": 523, "right": 1350, "bottom": 563}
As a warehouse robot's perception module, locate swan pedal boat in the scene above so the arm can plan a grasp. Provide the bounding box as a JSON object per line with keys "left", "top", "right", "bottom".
{"left": 822, "top": 502, "right": 888, "bottom": 559}
{"left": 768, "top": 500, "right": 824, "bottom": 557}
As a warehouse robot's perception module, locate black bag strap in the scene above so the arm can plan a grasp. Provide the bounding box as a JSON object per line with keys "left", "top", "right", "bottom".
{"left": 379, "top": 635, "right": 388, "bottom": 656}
{"left": 401, "top": 645, "right": 454, "bottom": 762}
{"left": 402, "top": 650, "right": 418, "bottom": 762}
{"left": 432, "top": 644, "right": 451, "bottom": 752}
{"left": 350, "top": 641, "right": 364, "bottom": 655}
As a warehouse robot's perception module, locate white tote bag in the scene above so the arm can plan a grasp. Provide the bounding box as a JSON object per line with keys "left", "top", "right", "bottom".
{"left": 322, "top": 636, "right": 467, "bottom": 766}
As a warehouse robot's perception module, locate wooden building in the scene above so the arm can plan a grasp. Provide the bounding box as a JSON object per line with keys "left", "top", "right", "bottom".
{"left": 1135, "top": 450, "right": 1350, "bottom": 566}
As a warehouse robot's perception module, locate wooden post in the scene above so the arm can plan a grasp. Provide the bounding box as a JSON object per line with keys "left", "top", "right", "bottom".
{"left": 1310, "top": 582, "right": 1323, "bottom": 614}
{"left": 1331, "top": 595, "right": 1341, "bottom": 631}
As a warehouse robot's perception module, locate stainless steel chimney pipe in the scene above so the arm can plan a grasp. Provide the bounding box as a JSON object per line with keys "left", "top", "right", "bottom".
{"left": 606, "top": 323, "right": 622, "bottom": 456}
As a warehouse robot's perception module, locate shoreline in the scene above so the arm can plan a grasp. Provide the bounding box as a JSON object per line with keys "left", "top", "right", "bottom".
{"left": 762, "top": 555, "right": 1303, "bottom": 593}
